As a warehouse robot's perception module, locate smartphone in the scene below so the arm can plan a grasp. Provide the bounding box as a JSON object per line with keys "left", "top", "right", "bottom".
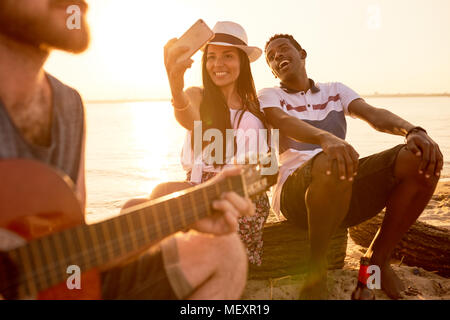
{"left": 173, "top": 19, "right": 214, "bottom": 63}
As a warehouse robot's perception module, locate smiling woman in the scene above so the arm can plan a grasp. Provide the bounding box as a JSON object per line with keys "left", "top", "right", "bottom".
{"left": 158, "top": 21, "right": 273, "bottom": 266}
{"left": 206, "top": 45, "right": 241, "bottom": 91}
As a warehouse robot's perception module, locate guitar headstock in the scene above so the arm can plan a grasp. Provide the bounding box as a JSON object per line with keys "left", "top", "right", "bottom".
{"left": 241, "top": 153, "right": 278, "bottom": 198}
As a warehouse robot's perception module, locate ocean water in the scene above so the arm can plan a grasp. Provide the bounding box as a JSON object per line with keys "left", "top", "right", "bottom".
{"left": 84, "top": 97, "right": 450, "bottom": 222}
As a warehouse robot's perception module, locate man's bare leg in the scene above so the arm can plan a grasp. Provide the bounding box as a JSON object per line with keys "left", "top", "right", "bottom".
{"left": 300, "top": 153, "right": 353, "bottom": 299}
{"left": 121, "top": 181, "right": 193, "bottom": 211}
{"left": 365, "top": 147, "right": 439, "bottom": 299}
{"left": 175, "top": 232, "right": 248, "bottom": 299}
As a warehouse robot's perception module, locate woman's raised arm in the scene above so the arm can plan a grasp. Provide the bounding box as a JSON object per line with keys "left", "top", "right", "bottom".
{"left": 164, "top": 39, "right": 201, "bottom": 130}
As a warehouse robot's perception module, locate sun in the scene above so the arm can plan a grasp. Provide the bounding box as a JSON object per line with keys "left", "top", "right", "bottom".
{"left": 83, "top": 0, "right": 201, "bottom": 99}
{"left": 46, "top": 0, "right": 206, "bottom": 100}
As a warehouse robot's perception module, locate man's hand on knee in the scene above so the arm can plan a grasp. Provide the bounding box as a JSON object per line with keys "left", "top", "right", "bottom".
{"left": 406, "top": 130, "right": 443, "bottom": 178}
{"left": 318, "top": 133, "right": 359, "bottom": 181}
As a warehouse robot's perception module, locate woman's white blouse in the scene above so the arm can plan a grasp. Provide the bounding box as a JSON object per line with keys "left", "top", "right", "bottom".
{"left": 181, "top": 109, "right": 268, "bottom": 183}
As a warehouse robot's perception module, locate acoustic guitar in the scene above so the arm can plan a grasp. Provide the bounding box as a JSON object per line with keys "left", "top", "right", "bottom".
{"left": 0, "top": 158, "right": 276, "bottom": 300}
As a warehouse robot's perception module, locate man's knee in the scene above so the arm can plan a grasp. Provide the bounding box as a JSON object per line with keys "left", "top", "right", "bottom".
{"left": 395, "top": 147, "right": 439, "bottom": 187}
{"left": 210, "top": 233, "right": 247, "bottom": 270}
{"left": 176, "top": 232, "right": 247, "bottom": 298}
{"left": 216, "top": 234, "right": 248, "bottom": 292}
{"left": 204, "top": 233, "right": 248, "bottom": 289}
{"left": 310, "top": 153, "right": 353, "bottom": 189}
{"left": 177, "top": 232, "right": 247, "bottom": 271}
{"left": 150, "top": 181, "right": 191, "bottom": 200}
{"left": 223, "top": 233, "right": 247, "bottom": 263}
{"left": 121, "top": 198, "right": 148, "bottom": 212}
{"left": 122, "top": 180, "right": 192, "bottom": 213}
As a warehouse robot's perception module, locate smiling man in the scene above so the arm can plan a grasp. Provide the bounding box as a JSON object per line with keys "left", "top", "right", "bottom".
{"left": 0, "top": 0, "right": 253, "bottom": 300}
{"left": 258, "top": 34, "right": 443, "bottom": 299}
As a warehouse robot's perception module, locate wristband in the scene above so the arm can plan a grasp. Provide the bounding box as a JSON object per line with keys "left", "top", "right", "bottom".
{"left": 405, "top": 126, "right": 427, "bottom": 139}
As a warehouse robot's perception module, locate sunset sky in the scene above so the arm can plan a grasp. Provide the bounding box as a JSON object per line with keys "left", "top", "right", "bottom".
{"left": 44, "top": 0, "right": 450, "bottom": 101}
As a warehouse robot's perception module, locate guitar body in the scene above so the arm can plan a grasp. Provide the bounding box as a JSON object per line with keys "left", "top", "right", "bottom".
{"left": 0, "top": 155, "right": 277, "bottom": 300}
{"left": 0, "top": 159, "right": 101, "bottom": 300}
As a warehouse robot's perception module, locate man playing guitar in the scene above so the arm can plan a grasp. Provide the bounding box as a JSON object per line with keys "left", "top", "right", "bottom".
{"left": 0, "top": 0, "right": 255, "bottom": 299}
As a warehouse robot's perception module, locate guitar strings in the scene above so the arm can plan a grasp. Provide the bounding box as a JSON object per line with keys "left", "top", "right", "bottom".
{"left": 4, "top": 217, "right": 185, "bottom": 294}
{"left": 13, "top": 172, "right": 268, "bottom": 294}
{"left": 4, "top": 178, "right": 250, "bottom": 292}
{"left": 4, "top": 185, "right": 254, "bottom": 294}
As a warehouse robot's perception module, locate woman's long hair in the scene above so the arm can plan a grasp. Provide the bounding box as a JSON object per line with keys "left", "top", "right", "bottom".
{"left": 192, "top": 45, "right": 267, "bottom": 166}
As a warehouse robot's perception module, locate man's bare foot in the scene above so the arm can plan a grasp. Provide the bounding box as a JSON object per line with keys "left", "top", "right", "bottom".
{"left": 376, "top": 261, "right": 405, "bottom": 299}
{"left": 298, "top": 271, "right": 328, "bottom": 300}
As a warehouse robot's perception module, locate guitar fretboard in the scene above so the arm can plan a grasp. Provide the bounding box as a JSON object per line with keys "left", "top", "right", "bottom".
{"left": 4, "top": 175, "right": 246, "bottom": 297}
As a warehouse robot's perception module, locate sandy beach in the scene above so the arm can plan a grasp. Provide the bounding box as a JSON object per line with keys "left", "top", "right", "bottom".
{"left": 242, "top": 181, "right": 450, "bottom": 300}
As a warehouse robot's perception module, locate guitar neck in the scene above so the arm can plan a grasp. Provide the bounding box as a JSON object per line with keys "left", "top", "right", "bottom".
{"left": 7, "top": 175, "right": 246, "bottom": 297}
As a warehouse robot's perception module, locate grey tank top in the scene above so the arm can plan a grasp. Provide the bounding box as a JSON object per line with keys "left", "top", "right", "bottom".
{"left": 0, "top": 74, "right": 84, "bottom": 184}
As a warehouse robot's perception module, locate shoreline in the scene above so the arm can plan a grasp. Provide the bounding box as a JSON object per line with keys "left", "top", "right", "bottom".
{"left": 84, "top": 94, "right": 450, "bottom": 104}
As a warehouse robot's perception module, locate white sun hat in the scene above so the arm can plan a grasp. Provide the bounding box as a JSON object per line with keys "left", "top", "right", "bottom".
{"left": 206, "top": 21, "right": 262, "bottom": 63}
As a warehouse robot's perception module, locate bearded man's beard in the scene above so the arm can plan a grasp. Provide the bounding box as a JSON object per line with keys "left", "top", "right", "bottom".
{"left": 0, "top": 0, "right": 90, "bottom": 53}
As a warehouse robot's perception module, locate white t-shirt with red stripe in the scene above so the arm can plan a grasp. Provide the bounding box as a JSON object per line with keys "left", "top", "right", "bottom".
{"left": 258, "top": 81, "right": 361, "bottom": 218}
